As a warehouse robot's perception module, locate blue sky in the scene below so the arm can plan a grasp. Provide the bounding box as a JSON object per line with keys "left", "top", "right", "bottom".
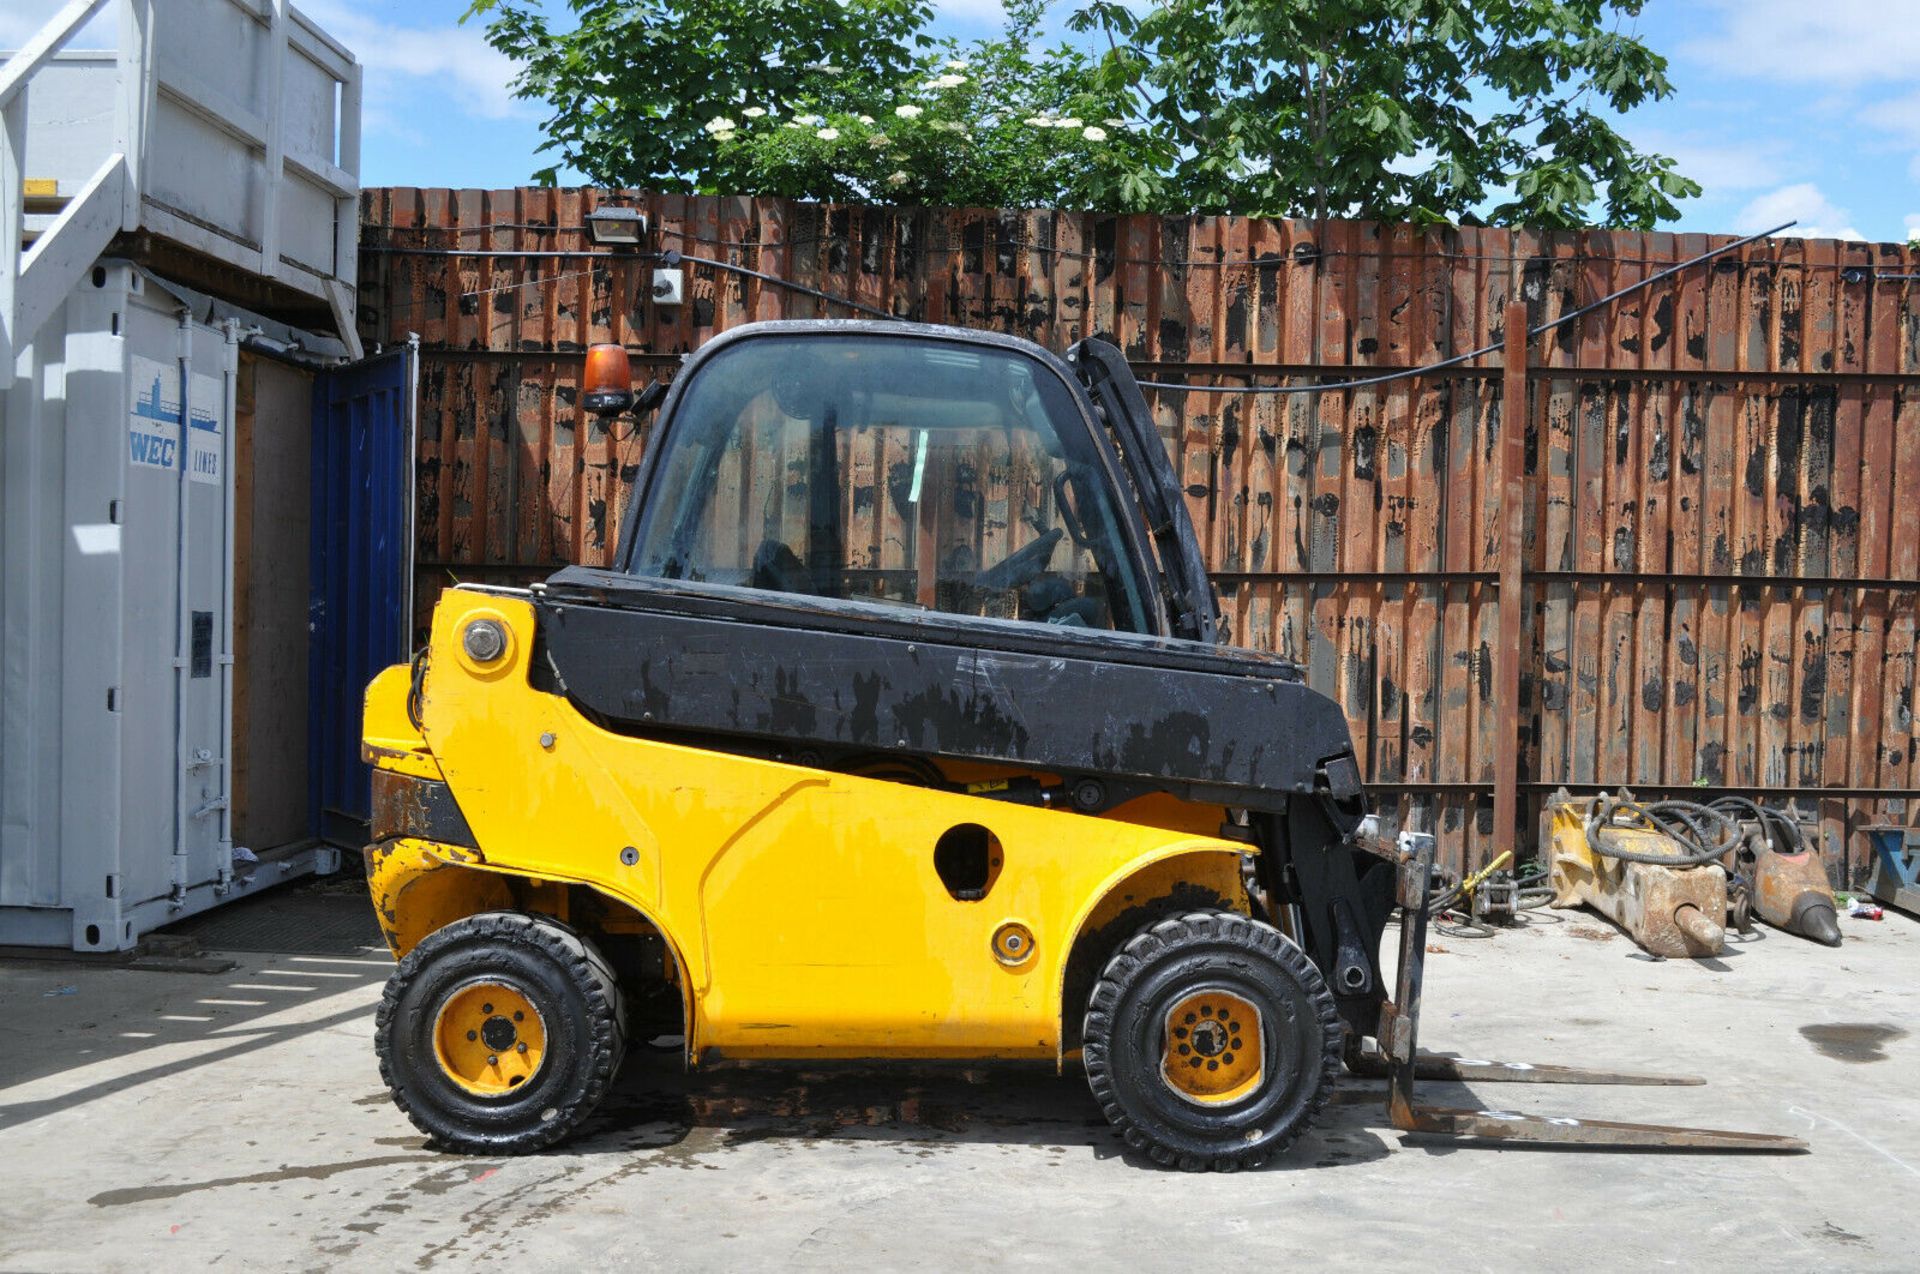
{"left": 8, "top": 0, "right": 1917, "bottom": 242}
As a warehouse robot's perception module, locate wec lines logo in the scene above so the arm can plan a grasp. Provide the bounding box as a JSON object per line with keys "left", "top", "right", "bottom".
{"left": 129, "top": 373, "right": 221, "bottom": 482}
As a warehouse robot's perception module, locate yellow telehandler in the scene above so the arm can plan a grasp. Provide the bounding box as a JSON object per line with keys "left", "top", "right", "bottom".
{"left": 361, "top": 321, "right": 1800, "bottom": 1166}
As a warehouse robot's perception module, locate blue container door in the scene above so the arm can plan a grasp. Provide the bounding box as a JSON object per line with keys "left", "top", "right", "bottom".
{"left": 309, "top": 348, "right": 414, "bottom": 842}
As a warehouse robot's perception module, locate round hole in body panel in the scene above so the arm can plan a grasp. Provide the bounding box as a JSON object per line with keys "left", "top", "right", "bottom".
{"left": 934, "top": 823, "right": 1003, "bottom": 901}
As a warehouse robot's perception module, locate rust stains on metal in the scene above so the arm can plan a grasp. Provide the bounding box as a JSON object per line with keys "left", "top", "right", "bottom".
{"left": 360, "top": 190, "right": 1920, "bottom": 879}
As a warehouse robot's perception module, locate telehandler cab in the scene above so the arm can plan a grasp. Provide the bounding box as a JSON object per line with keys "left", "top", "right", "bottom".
{"left": 362, "top": 320, "right": 1801, "bottom": 1167}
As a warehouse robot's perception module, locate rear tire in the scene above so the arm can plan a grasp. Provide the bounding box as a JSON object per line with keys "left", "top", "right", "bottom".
{"left": 1083, "top": 910, "right": 1339, "bottom": 1171}
{"left": 376, "top": 911, "right": 627, "bottom": 1154}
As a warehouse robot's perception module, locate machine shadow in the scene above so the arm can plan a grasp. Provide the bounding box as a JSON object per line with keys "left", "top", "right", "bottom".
{"left": 0, "top": 877, "right": 392, "bottom": 1123}
{"left": 555, "top": 1051, "right": 1398, "bottom": 1172}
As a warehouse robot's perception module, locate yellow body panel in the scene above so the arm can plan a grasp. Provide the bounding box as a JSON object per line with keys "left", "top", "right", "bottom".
{"left": 370, "top": 588, "right": 1252, "bottom": 1063}
{"left": 361, "top": 664, "right": 444, "bottom": 779}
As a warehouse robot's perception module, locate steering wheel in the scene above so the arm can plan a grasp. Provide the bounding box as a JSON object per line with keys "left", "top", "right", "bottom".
{"left": 751, "top": 539, "right": 814, "bottom": 595}
{"left": 975, "top": 527, "right": 1064, "bottom": 592}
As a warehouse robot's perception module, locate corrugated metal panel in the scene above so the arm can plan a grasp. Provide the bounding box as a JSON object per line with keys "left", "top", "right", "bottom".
{"left": 359, "top": 191, "right": 1920, "bottom": 879}
{"left": 309, "top": 348, "right": 413, "bottom": 839}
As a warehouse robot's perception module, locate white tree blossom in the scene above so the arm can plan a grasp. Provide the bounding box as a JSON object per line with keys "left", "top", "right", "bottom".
{"left": 894, "top": 104, "right": 923, "bottom": 118}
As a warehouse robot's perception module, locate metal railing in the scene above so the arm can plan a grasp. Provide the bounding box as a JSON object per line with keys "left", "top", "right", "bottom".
{"left": 0, "top": 0, "right": 363, "bottom": 386}
{"left": 0, "top": 0, "right": 135, "bottom": 389}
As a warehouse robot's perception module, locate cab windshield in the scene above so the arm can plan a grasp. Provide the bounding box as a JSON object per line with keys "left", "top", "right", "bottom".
{"left": 628, "top": 334, "right": 1151, "bottom": 633}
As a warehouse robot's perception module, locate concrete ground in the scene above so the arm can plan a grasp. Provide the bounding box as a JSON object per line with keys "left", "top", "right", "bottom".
{"left": 2, "top": 886, "right": 1915, "bottom": 1272}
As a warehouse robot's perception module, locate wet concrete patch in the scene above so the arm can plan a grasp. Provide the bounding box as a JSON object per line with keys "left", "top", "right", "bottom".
{"left": 1799, "top": 1023, "right": 1907, "bottom": 1063}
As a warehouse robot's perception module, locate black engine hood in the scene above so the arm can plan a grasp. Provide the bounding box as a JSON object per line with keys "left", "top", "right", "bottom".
{"left": 533, "top": 569, "right": 1360, "bottom": 815}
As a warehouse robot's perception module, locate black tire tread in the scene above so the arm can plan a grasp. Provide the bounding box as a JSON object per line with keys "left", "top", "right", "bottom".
{"left": 1082, "top": 910, "right": 1341, "bottom": 1171}
{"left": 375, "top": 910, "right": 628, "bottom": 1154}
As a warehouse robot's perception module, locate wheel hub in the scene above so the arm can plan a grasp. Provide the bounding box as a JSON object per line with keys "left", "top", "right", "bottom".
{"left": 1188, "top": 1018, "right": 1229, "bottom": 1057}
{"left": 1161, "top": 990, "right": 1264, "bottom": 1106}
{"left": 432, "top": 980, "right": 548, "bottom": 1096}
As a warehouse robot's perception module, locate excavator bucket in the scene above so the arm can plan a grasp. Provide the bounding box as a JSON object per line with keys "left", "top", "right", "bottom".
{"left": 1375, "top": 839, "right": 1807, "bottom": 1152}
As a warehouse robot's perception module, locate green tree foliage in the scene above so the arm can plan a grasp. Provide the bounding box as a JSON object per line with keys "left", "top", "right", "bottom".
{"left": 1077, "top": 0, "right": 1698, "bottom": 227}
{"left": 464, "top": 0, "right": 936, "bottom": 186}
{"left": 695, "top": 3, "right": 1173, "bottom": 211}
{"left": 468, "top": 0, "right": 1698, "bottom": 229}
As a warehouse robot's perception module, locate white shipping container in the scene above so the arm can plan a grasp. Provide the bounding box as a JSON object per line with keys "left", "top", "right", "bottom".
{"left": 1, "top": 0, "right": 387, "bottom": 950}
{"left": 1, "top": 264, "right": 338, "bottom": 950}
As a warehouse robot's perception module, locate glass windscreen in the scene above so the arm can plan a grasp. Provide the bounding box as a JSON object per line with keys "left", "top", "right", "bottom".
{"left": 629, "top": 334, "right": 1150, "bottom": 632}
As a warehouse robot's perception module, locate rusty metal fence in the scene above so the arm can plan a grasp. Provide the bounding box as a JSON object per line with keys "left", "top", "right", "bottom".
{"left": 358, "top": 189, "right": 1920, "bottom": 879}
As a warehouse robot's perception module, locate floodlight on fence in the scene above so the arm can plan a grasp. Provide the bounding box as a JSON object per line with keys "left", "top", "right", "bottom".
{"left": 585, "top": 206, "right": 647, "bottom": 246}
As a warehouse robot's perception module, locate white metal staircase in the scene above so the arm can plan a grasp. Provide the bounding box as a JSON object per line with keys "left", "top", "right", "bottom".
{"left": 1, "top": 0, "right": 363, "bottom": 390}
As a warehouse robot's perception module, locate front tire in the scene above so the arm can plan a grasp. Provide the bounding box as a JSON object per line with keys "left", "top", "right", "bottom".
{"left": 1083, "top": 910, "right": 1339, "bottom": 1171}
{"left": 376, "top": 911, "right": 627, "bottom": 1154}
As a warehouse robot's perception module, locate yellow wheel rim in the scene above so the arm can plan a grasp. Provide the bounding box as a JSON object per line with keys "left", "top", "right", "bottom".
{"left": 1161, "top": 989, "right": 1263, "bottom": 1106}
{"left": 432, "top": 980, "right": 548, "bottom": 1096}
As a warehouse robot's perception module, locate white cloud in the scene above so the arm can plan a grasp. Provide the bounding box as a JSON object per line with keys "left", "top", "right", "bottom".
{"left": 1, "top": 0, "right": 114, "bottom": 49}
{"left": 7, "top": 1, "right": 527, "bottom": 121}
{"left": 1905, "top": 213, "right": 1920, "bottom": 243}
{"left": 933, "top": 1, "right": 1010, "bottom": 23}
{"left": 1688, "top": 0, "right": 1920, "bottom": 85}
{"left": 301, "top": 0, "right": 528, "bottom": 121}
{"left": 1734, "top": 182, "right": 1863, "bottom": 241}
{"left": 1859, "top": 90, "right": 1920, "bottom": 182}
{"left": 1626, "top": 128, "right": 1786, "bottom": 193}
{"left": 1860, "top": 92, "right": 1920, "bottom": 140}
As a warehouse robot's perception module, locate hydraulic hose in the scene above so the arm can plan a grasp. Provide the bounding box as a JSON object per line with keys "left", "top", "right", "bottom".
{"left": 1709, "top": 794, "right": 1806, "bottom": 856}
{"left": 1583, "top": 795, "right": 1741, "bottom": 866}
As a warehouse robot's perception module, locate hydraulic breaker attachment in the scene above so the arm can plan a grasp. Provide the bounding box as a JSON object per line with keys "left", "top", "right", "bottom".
{"left": 1543, "top": 790, "right": 1728, "bottom": 958}
{"left": 1376, "top": 836, "right": 1807, "bottom": 1152}
{"left": 1721, "top": 802, "right": 1841, "bottom": 946}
